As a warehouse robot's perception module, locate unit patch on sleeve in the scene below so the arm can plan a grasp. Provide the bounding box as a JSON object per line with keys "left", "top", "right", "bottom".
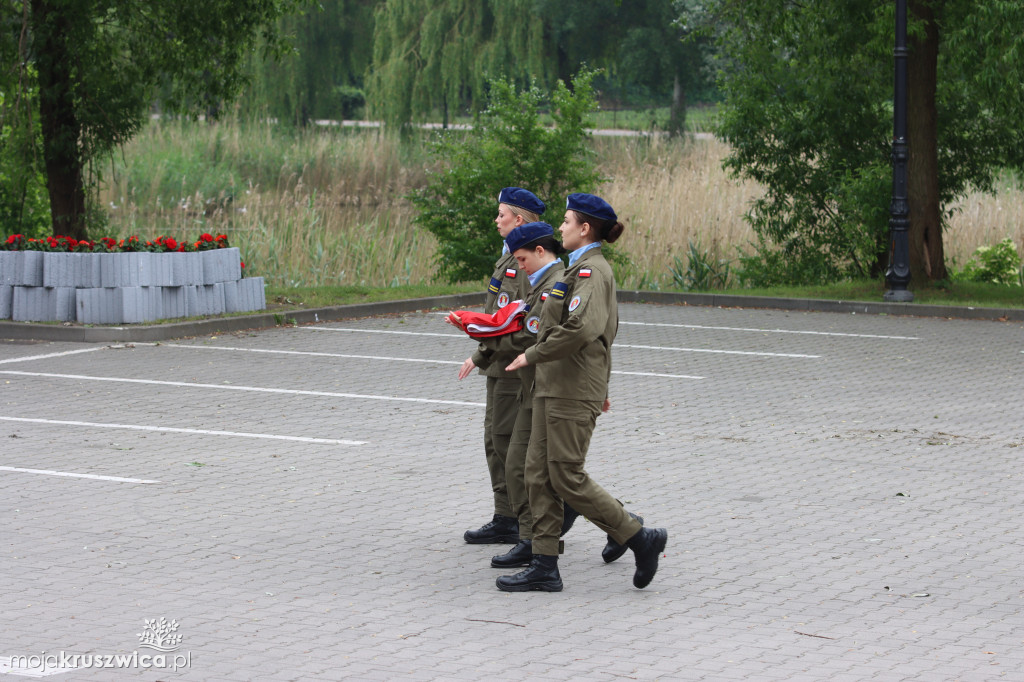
{"left": 568, "top": 295, "right": 583, "bottom": 312}
{"left": 526, "top": 316, "right": 540, "bottom": 334}
{"left": 497, "top": 292, "right": 510, "bottom": 308}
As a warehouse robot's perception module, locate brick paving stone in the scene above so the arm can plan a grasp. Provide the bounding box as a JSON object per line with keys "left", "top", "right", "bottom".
{"left": 1, "top": 304, "right": 1023, "bottom": 680}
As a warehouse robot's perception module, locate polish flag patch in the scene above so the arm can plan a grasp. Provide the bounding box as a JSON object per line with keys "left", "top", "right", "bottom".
{"left": 505, "top": 268, "right": 517, "bottom": 278}
{"left": 540, "top": 292, "right": 549, "bottom": 301}
{"left": 578, "top": 268, "right": 592, "bottom": 278}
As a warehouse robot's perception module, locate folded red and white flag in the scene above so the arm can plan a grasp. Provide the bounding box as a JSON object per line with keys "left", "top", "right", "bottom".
{"left": 447, "top": 300, "right": 529, "bottom": 338}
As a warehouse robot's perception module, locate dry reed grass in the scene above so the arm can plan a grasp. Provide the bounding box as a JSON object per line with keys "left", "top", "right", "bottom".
{"left": 594, "top": 136, "right": 761, "bottom": 288}
{"left": 102, "top": 123, "right": 436, "bottom": 286}
{"left": 946, "top": 180, "right": 1024, "bottom": 269}
{"left": 100, "top": 122, "right": 1024, "bottom": 288}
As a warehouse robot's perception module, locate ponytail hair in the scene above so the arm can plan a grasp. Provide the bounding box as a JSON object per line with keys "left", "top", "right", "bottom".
{"left": 571, "top": 211, "right": 626, "bottom": 244}
{"left": 601, "top": 220, "right": 625, "bottom": 244}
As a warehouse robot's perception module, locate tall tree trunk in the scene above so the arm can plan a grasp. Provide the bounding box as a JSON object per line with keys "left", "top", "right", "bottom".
{"left": 906, "top": 0, "right": 946, "bottom": 282}
{"left": 667, "top": 73, "right": 686, "bottom": 138}
{"left": 31, "top": 0, "right": 87, "bottom": 240}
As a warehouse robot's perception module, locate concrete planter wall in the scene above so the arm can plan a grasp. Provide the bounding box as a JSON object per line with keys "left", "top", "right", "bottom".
{"left": 0, "top": 250, "right": 44, "bottom": 286}
{"left": 0, "top": 285, "right": 11, "bottom": 318}
{"left": 202, "top": 248, "right": 242, "bottom": 283}
{"left": 0, "top": 248, "right": 265, "bottom": 323}
{"left": 13, "top": 286, "right": 77, "bottom": 322}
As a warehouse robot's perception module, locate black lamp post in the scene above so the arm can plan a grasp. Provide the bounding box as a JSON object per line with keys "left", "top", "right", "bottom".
{"left": 884, "top": 0, "right": 914, "bottom": 302}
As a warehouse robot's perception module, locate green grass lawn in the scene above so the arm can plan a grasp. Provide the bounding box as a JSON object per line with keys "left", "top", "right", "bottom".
{"left": 720, "top": 279, "right": 1024, "bottom": 309}
{"left": 265, "top": 283, "right": 482, "bottom": 311}
{"left": 266, "top": 279, "right": 1023, "bottom": 312}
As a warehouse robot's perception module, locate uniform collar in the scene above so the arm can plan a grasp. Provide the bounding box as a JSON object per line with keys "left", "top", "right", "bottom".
{"left": 528, "top": 259, "right": 559, "bottom": 287}
{"left": 567, "top": 241, "right": 601, "bottom": 267}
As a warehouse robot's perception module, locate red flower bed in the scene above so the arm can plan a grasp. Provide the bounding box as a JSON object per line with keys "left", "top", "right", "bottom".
{"left": 2, "top": 233, "right": 230, "bottom": 253}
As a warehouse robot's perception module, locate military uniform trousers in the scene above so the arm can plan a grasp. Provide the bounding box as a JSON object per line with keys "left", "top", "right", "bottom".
{"left": 525, "top": 397, "right": 643, "bottom": 556}
{"left": 503, "top": 388, "right": 536, "bottom": 539}
{"left": 484, "top": 375, "right": 519, "bottom": 518}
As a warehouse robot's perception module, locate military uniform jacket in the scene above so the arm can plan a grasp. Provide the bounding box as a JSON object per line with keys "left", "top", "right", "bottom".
{"left": 525, "top": 247, "right": 617, "bottom": 402}
{"left": 472, "top": 260, "right": 566, "bottom": 401}
{"left": 474, "top": 250, "right": 529, "bottom": 378}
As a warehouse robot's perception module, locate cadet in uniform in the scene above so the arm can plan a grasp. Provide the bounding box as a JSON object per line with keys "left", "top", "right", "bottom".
{"left": 499, "top": 193, "right": 669, "bottom": 592}
{"left": 464, "top": 221, "right": 566, "bottom": 569}
{"left": 459, "top": 187, "right": 542, "bottom": 544}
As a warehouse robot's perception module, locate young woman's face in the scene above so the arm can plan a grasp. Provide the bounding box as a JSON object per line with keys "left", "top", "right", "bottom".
{"left": 559, "top": 210, "right": 592, "bottom": 251}
{"left": 514, "top": 245, "right": 553, "bottom": 276}
{"left": 494, "top": 203, "right": 522, "bottom": 238}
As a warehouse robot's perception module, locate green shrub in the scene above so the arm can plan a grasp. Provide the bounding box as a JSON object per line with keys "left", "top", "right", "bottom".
{"left": 668, "top": 240, "right": 732, "bottom": 290}
{"left": 411, "top": 70, "right": 602, "bottom": 283}
{"left": 956, "top": 238, "right": 1022, "bottom": 286}
{"left": 734, "top": 234, "right": 843, "bottom": 288}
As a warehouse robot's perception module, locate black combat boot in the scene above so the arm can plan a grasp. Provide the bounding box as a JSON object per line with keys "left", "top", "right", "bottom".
{"left": 601, "top": 512, "right": 644, "bottom": 564}
{"left": 464, "top": 514, "right": 519, "bottom": 544}
{"left": 491, "top": 539, "right": 532, "bottom": 568}
{"left": 495, "top": 555, "right": 563, "bottom": 592}
{"left": 626, "top": 527, "right": 668, "bottom": 589}
{"left": 560, "top": 503, "right": 581, "bottom": 537}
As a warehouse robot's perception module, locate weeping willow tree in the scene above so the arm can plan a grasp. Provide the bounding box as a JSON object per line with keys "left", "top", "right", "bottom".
{"left": 366, "top": 0, "right": 552, "bottom": 130}
{"left": 245, "top": 0, "right": 378, "bottom": 126}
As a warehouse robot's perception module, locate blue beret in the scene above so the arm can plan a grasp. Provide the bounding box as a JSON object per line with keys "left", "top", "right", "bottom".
{"left": 505, "top": 221, "right": 554, "bottom": 253}
{"left": 566, "top": 193, "right": 617, "bottom": 223}
{"left": 499, "top": 187, "right": 545, "bottom": 216}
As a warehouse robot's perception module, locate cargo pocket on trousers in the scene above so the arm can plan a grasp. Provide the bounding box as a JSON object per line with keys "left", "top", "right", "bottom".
{"left": 492, "top": 380, "right": 520, "bottom": 436}
{"left": 545, "top": 400, "right": 601, "bottom": 463}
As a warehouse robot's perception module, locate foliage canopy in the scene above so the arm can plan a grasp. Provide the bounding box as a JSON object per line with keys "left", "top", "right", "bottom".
{"left": 3, "top": 0, "right": 302, "bottom": 239}
{"left": 708, "top": 0, "right": 1024, "bottom": 286}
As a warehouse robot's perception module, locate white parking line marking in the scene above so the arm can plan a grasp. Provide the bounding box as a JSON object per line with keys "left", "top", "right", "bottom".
{"left": 161, "top": 344, "right": 462, "bottom": 365}
{"left": 0, "top": 347, "right": 106, "bottom": 365}
{"left": 158, "top": 344, "right": 703, "bottom": 379}
{"left": 0, "top": 416, "right": 366, "bottom": 445}
{"left": 0, "top": 466, "right": 159, "bottom": 484}
{"left": 304, "top": 327, "right": 464, "bottom": 338}
{"left": 619, "top": 321, "right": 919, "bottom": 340}
{"left": 615, "top": 343, "right": 819, "bottom": 358}
{"left": 613, "top": 371, "right": 704, "bottom": 379}
{"left": 0, "top": 371, "right": 485, "bottom": 407}
{"left": 301, "top": 327, "right": 817, "bottom": 358}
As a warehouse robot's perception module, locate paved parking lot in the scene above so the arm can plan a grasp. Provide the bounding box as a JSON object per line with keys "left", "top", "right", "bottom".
{"left": 1, "top": 302, "right": 1022, "bottom": 681}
